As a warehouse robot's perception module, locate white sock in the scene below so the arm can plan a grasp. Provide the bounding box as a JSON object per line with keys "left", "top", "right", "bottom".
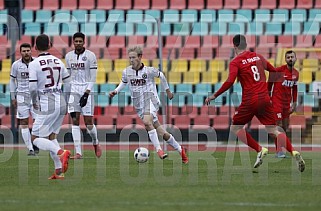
{"left": 33, "top": 137, "right": 61, "bottom": 154}
{"left": 87, "top": 125, "right": 99, "bottom": 145}
{"left": 148, "top": 129, "right": 161, "bottom": 151}
{"left": 72, "top": 125, "right": 82, "bottom": 155}
{"left": 21, "top": 128, "right": 33, "bottom": 151}
{"left": 50, "top": 151, "right": 62, "bottom": 170}
{"left": 166, "top": 134, "right": 182, "bottom": 153}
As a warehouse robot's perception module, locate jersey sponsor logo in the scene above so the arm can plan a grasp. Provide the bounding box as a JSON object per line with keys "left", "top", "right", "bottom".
{"left": 70, "top": 63, "right": 85, "bottom": 69}
{"left": 21, "top": 72, "right": 29, "bottom": 79}
{"left": 130, "top": 78, "right": 146, "bottom": 86}
{"left": 82, "top": 56, "right": 87, "bottom": 61}
{"left": 142, "top": 73, "right": 147, "bottom": 79}
{"left": 282, "top": 80, "right": 296, "bottom": 87}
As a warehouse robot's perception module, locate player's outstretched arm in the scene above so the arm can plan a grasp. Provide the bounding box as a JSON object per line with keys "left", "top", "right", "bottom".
{"left": 109, "top": 81, "right": 127, "bottom": 98}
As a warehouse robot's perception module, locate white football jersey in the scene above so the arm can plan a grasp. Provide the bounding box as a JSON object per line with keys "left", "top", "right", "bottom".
{"left": 10, "top": 58, "right": 35, "bottom": 93}
{"left": 121, "top": 65, "right": 160, "bottom": 109}
{"left": 65, "top": 49, "right": 97, "bottom": 93}
{"left": 28, "top": 53, "right": 69, "bottom": 105}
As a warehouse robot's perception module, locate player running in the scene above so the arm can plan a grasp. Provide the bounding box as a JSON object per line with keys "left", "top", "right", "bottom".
{"left": 205, "top": 34, "right": 305, "bottom": 172}
{"left": 29, "top": 34, "right": 71, "bottom": 179}
{"left": 109, "top": 46, "right": 188, "bottom": 164}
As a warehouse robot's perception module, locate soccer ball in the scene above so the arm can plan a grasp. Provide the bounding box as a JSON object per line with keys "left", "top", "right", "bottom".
{"left": 134, "top": 147, "right": 150, "bottom": 163}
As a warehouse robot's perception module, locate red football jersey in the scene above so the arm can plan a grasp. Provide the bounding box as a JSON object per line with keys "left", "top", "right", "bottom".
{"left": 214, "top": 51, "right": 275, "bottom": 102}
{"left": 268, "top": 65, "right": 299, "bottom": 106}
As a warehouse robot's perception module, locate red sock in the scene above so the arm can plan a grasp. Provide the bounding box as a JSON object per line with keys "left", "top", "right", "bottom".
{"left": 237, "top": 129, "right": 261, "bottom": 152}
{"left": 57, "top": 149, "right": 64, "bottom": 155}
{"left": 55, "top": 168, "right": 62, "bottom": 175}
{"left": 277, "top": 133, "right": 294, "bottom": 153}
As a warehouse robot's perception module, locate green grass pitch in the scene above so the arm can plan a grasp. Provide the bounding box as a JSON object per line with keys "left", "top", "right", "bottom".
{"left": 0, "top": 149, "right": 321, "bottom": 210}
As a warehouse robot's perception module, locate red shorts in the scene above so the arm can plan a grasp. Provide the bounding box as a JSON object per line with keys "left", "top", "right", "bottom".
{"left": 272, "top": 101, "right": 290, "bottom": 121}
{"left": 232, "top": 96, "right": 276, "bottom": 126}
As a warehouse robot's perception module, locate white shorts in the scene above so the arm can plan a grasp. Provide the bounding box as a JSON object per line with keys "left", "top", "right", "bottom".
{"left": 16, "top": 93, "right": 36, "bottom": 119}
{"left": 136, "top": 101, "right": 159, "bottom": 123}
{"left": 32, "top": 96, "right": 67, "bottom": 137}
{"left": 68, "top": 92, "right": 94, "bottom": 116}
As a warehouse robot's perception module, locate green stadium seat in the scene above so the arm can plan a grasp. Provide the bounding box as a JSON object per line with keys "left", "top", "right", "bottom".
{"left": 100, "top": 84, "right": 116, "bottom": 94}
{"left": 97, "top": 94, "right": 109, "bottom": 107}
{"left": 254, "top": 9, "right": 270, "bottom": 22}
{"left": 156, "top": 23, "right": 171, "bottom": 36}
{"left": 191, "top": 22, "right": 209, "bottom": 36}
{"left": 126, "top": 10, "right": 144, "bottom": 23}
{"left": 108, "top": 10, "right": 125, "bottom": 22}
{"left": 163, "top": 10, "right": 179, "bottom": 23}
{"left": 144, "top": 10, "right": 160, "bottom": 22}
{"left": 24, "top": 23, "right": 41, "bottom": 36}
{"left": 117, "top": 22, "right": 134, "bottom": 36}
{"left": 89, "top": 10, "right": 107, "bottom": 23}
{"left": 308, "top": 9, "right": 321, "bottom": 22}
{"left": 235, "top": 9, "right": 252, "bottom": 22}
{"left": 271, "top": 9, "right": 289, "bottom": 23}
{"left": 303, "top": 21, "right": 320, "bottom": 35}
{"left": 0, "top": 10, "right": 7, "bottom": 24}
{"left": 71, "top": 10, "right": 88, "bottom": 23}
{"left": 228, "top": 23, "right": 245, "bottom": 35}
{"left": 284, "top": 22, "right": 301, "bottom": 35}
{"left": 176, "top": 84, "right": 193, "bottom": 93}
{"left": 290, "top": 9, "right": 307, "bottom": 22}
{"left": 173, "top": 23, "right": 190, "bottom": 36}
{"left": 43, "top": 23, "right": 60, "bottom": 36}
{"left": 136, "top": 22, "right": 153, "bottom": 36}
{"left": 53, "top": 10, "right": 71, "bottom": 22}
{"left": 265, "top": 23, "right": 282, "bottom": 35}
{"left": 61, "top": 23, "right": 79, "bottom": 36}
{"left": 200, "top": 9, "right": 216, "bottom": 22}
{"left": 181, "top": 10, "right": 198, "bottom": 23}
{"left": 218, "top": 9, "right": 234, "bottom": 22}
{"left": 210, "top": 22, "right": 227, "bottom": 35}
{"left": 195, "top": 84, "right": 212, "bottom": 94}
{"left": 247, "top": 22, "right": 263, "bottom": 35}
{"left": 21, "top": 10, "right": 33, "bottom": 23}
{"left": 80, "top": 23, "right": 97, "bottom": 36}
{"left": 0, "top": 93, "right": 10, "bottom": 107}
{"left": 35, "top": 10, "right": 53, "bottom": 23}
{"left": 98, "top": 22, "right": 116, "bottom": 36}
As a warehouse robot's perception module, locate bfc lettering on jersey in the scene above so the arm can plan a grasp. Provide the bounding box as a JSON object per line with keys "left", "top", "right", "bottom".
{"left": 39, "top": 59, "right": 60, "bottom": 66}
{"left": 130, "top": 78, "right": 146, "bottom": 86}
{"left": 282, "top": 80, "right": 297, "bottom": 87}
{"left": 21, "top": 72, "right": 29, "bottom": 79}
{"left": 70, "top": 63, "right": 85, "bottom": 69}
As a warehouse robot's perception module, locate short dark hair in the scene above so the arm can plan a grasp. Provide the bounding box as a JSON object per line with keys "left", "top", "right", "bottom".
{"left": 36, "top": 34, "right": 50, "bottom": 51}
{"left": 20, "top": 43, "right": 31, "bottom": 52}
{"left": 73, "top": 32, "right": 85, "bottom": 41}
{"left": 285, "top": 50, "right": 296, "bottom": 57}
{"left": 233, "top": 34, "right": 247, "bottom": 50}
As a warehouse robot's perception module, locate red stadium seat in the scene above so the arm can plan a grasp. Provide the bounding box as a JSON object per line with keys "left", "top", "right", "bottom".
{"left": 216, "top": 48, "right": 233, "bottom": 59}
{"left": 151, "top": 0, "right": 168, "bottom": 9}
{"left": 220, "top": 35, "right": 234, "bottom": 48}
{"left": 212, "top": 115, "right": 230, "bottom": 130}
{"left": 105, "top": 106, "right": 120, "bottom": 118}
{"left": 108, "top": 36, "right": 125, "bottom": 48}
{"left": 245, "top": 35, "right": 257, "bottom": 48}
{"left": 24, "top": 0, "right": 40, "bottom": 10}
{"left": 96, "top": 116, "right": 114, "bottom": 129}
{"left": 255, "top": 47, "right": 271, "bottom": 59}
{"left": 52, "top": 36, "right": 70, "bottom": 48}
{"left": 242, "top": 0, "right": 258, "bottom": 9}
{"left": 115, "top": 0, "right": 132, "bottom": 10}
{"left": 200, "top": 105, "right": 217, "bottom": 118}
{"left": 0, "top": 0, "right": 3, "bottom": 10}
{"left": 127, "top": 36, "right": 145, "bottom": 47}
{"left": 276, "top": 35, "right": 294, "bottom": 48}
{"left": 314, "top": 35, "right": 321, "bottom": 47}
{"left": 295, "top": 35, "right": 313, "bottom": 47}
{"left": 184, "top": 36, "right": 201, "bottom": 49}
{"left": 172, "top": 116, "right": 191, "bottom": 129}
{"left": 188, "top": 0, "right": 205, "bottom": 9}
{"left": 89, "top": 36, "right": 107, "bottom": 48}
{"left": 169, "top": 0, "right": 186, "bottom": 9}
{"left": 133, "top": 0, "right": 150, "bottom": 10}
{"left": 258, "top": 35, "right": 276, "bottom": 48}
{"left": 224, "top": 0, "right": 240, "bottom": 9}
{"left": 164, "top": 36, "right": 182, "bottom": 49}
{"left": 104, "top": 48, "right": 121, "bottom": 59}
{"left": 278, "top": 0, "right": 295, "bottom": 9}
{"left": 97, "top": 0, "right": 114, "bottom": 9}
{"left": 78, "top": 0, "right": 95, "bottom": 10}
{"left": 143, "top": 48, "right": 158, "bottom": 60}
{"left": 178, "top": 48, "right": 195, "bottom": 59}
{"left": 316, "top": 0, "right": 321, "bottom": 8}
{"left": 296, "top": 0, "right": 313, "bottom": 8}
{"left": 61, "top": 0, "right": 77, "bottom": 10}
{"left": 181, "top": 105, "right": 198, "bottom": 118}
{"left": 260, "top": 0, "right": 276, "bottom": 9}
{"left": 206, "top": 0, "right": 223, "bottom": 9}
{"left": 116, "top": 115, "right": 135, "bottom": 129}
{"left": 202, "top": 35, "right": 219, "bottom": 48}
{"left": 289, "top": 115, "right": 306, "bottom": 130}
{"left": 16, "top": 35, "right": 32, "bottom": 46}
{"left": 197, "top": 47, "right": 214, "bottom": 60}
{"left": 193, "top": 116, "right": 211, "bottom": 129}
{"left": 42, "top": 0, "right": 59, "bottom": 10}
{"left": 146, "top": 36, "right": 159, "bottom": 48}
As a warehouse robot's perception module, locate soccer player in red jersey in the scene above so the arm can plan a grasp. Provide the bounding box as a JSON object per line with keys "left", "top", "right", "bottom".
{"left": 205, "top": 34, "right": 305, "bottom": 172}
{"left": 268, "top": 51, "right": 299, "bottom": 158}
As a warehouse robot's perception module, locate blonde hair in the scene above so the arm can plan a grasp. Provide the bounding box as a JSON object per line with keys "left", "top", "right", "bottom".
{"left": 127, "top": 46, "right": 143, "bottom": 56}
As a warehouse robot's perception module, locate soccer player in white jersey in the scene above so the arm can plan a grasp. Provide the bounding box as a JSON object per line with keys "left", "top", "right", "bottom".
{"left": 29, "top": 34, "right": 71, "bottom": 180}
{"left": 65, "top": 32, "right": 102, "bottom": 159}
{"left": 10, "top": 43, "right": 37, "bottom": 155}
{"left": 109, "top": 46, "right": 188, "bottom": 164}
